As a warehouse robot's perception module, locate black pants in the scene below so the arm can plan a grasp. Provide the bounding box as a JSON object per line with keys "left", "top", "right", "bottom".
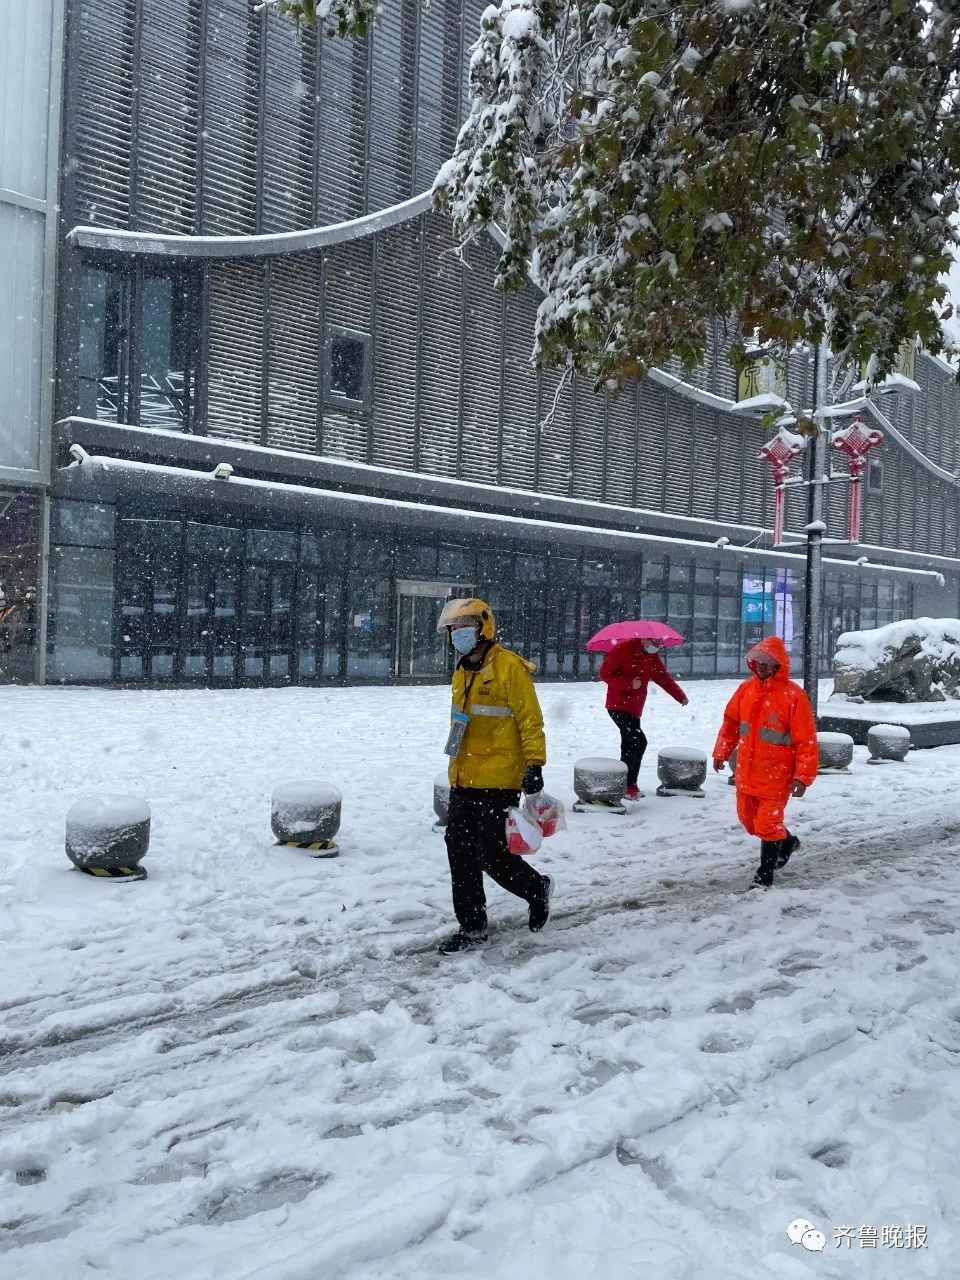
{"left": 608, "top": 710, "right": 648, "bottom": 786}
{"left": 445, "top": 787, "right": 547, "bottom": 934}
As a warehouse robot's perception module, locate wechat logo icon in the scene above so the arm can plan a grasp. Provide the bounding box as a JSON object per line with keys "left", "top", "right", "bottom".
{"left": 788, "top": 1219, "right": 826, "bottom": 1252}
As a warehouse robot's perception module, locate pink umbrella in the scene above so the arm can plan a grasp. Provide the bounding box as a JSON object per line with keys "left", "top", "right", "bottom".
{"left": 586, "top": 620, "right": 685, "bottom": 653}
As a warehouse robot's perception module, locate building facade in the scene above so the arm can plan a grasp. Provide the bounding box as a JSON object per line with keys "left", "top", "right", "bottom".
{"left": 7, "top": 0, "right": 960, "bottom": 688}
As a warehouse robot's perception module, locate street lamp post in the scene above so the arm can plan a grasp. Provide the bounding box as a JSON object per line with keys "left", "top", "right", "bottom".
{"left": 802, "top": 339, "right": 829, "bottom": 718}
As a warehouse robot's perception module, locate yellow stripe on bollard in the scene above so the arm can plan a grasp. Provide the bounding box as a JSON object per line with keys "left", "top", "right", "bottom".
{"left": 278, "top": 840, "right": 339, "bottom": 858}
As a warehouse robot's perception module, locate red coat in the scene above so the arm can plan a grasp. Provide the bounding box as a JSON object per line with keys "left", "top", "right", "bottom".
{"left": 598, "top": 642, "right": 686, "bottom": 717}
{"left": 713, "top": 635, "right": 818, "bottom": 800}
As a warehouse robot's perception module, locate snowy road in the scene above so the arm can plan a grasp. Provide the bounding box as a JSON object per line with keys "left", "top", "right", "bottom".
{"left": 1, "top": 682, "right": 958, "bottom": 1278}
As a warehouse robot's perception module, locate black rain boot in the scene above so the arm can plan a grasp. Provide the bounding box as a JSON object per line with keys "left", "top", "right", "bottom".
{"left": 753, "top": 840, "right": 781, "bottom": 888}
{"left": 776, "top": 832, "right": 800, "bottom": 869}
{"left": 438, "top": 928, "right": 488, "bottom": 955}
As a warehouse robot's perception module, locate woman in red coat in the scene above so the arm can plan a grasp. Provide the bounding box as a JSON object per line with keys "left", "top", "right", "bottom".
{"left": 598, "top": 639, "right": 688, "bottom": 798}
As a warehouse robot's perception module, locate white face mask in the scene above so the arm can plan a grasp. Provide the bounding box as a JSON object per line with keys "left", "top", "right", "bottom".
{"left": 451, "top": 625, "right": 479, "bottom": 655}
{"left": 642, "top": 643, "right": 660, "bottom": 654}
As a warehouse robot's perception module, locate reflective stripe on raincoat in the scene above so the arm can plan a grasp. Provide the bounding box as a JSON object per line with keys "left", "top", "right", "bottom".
{"left": 448, "top": 644, "right": 547, "bottom": 790}
{"left": 712, "top": 635, "right": 818, "bottom": 800}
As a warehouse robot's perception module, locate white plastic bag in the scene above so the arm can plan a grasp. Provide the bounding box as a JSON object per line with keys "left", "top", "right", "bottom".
{"left": 506, "top": 804, "right": 543, "bottom": 856}
{"left": 525, "top": 791, "right": 566, "bottom": 839}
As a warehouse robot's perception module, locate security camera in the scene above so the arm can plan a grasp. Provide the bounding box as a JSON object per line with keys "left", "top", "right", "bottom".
{"left": 68, "top": 443, "right": 90, "bottom": 465}
{"left": 855, "top": 556, "right": 869, "bottom": 567}
{"left": 714, "top": 536, "right": 730, "bottom": 549}
{"left": 212, "top": 462, "right": 234, "bottom": 481}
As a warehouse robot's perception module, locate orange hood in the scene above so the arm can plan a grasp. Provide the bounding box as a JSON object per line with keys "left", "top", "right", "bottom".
{"left": 745, "top": 634, "right": 791, "bottom": 680}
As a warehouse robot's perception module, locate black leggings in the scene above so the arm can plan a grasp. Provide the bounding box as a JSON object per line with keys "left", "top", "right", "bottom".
{"left": 608, "top": 710, "right": 648, "bottom": 787}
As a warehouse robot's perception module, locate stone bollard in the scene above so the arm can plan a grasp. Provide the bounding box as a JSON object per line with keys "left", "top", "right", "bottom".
{"left": 66, "top": 795, "right": 151, "bottom": 881}
{"left": 817, "top": 731, "right": 854, "bottom": 773}
{"left": 433, "top": 771, "right": 451, "bottom": 830}
{"left": 272, "top": 781, "right": 341, "bottom": 857}
{"left": 867, "top": 723, "right": 911, "bottom": 763}
{"left": 573, "top": 756, "right": 628, "bottom": 814}
{"left": 728, "top": 747, "right": 737, "bottom": 786}
{"left": 656, "top": 748, "right": 707, "bottom": 798}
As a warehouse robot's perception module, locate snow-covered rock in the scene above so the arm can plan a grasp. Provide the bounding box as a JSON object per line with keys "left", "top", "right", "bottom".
{"left": 817, "top": 731, "right": 854, "bottom": 772}
{"left": 65, "top": 794, "right": 151, "bottom": 873}
{"left": 656, "top": 748, "right": 707, "bottom": 796}
{"left": 867, "top": 723, "right": 912, "bottom": 762}
{"left": 271, "top": 781, "right": 342, "bottom": 845}
{"left": 573, "top": 757, "right": 627, "bottom": 804}
{"left": 833, "top": 618, "right": 960, "bottom": 702}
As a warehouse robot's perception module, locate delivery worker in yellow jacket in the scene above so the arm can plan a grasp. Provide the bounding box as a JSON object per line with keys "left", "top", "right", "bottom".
{"left": 437, "top": 597, "right": 553, "bottom": 955}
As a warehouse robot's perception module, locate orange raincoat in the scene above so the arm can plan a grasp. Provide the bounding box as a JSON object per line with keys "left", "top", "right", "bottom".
{"left": 713, "top": 636, "right": 818, "bottom": 839}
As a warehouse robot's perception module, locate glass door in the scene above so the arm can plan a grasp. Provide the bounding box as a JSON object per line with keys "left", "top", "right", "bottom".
{"left": 395, "top": 581, "right": 473, "bottom": 678}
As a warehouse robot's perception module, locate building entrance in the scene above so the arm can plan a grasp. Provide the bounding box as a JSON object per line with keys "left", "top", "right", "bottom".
{"left": 395, "top": 581, "right": 473, "bottom": 678}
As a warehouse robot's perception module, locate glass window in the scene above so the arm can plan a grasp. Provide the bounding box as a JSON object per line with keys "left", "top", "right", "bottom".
{"left": 717, "top": 595, "right": 741, "bottom": 673}
{"left": 346, "top": 537, "right": 393, "bottom": 676}
{"left": 582, "top": 558, "right": 614, "bottom": 587}
{"left": 438, "top": 544, "right": 474, "bottom": 579}
{"left": 116, "top": 517, "right": 181, "bottom": 683}
{"left": 642, "top": 560, "right": 666, "bottom": 590}
{"left": 77, "top": 266, "right": 126, "bottom": 421}
{"left": 51, "top": 500, "right": 115, "bottom": 548}
{"left": 396, "top": 543, "right": 438, "bottom": 579}
{"left": 718, "top": 568, "right": 740, "bottom": 594}
{"left": 867, "top": 458, "right": 884, "bottom": 494}
{"left": 139, "top": 271, "right": 196, "bottom": 431}
{"left": 47, "top": 545, "right": 114, "bottom": 683}
{"left": 246, "top": 528, "right": 297, "bottom": 563}
{"left": 325, "top": 328, "right": 369, "bottom": 405}
{"left": 516, "top": 553, "right": 547, "bottom": 584}
{"left": 0, "top": 491, "right": 41, "bottom": 684}
{"left": 669, "top": 561, "right": 693, "bottom": 587}
{"left": 186, "top": 522, "right": 242, "bottom": 558}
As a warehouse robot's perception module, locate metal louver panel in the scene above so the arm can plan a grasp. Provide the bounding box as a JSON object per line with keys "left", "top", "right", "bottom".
{"left": 536, "top": 368, "right": 573, "bottom": 497}
{"left": 605, "top": 385, "right": 637, "bottom": 506}
{"left": 323, "top": 238, "right": 372, "bottom": 330}
{"left": 663, "top": 395, "right": 694, "bottom": 515}
{"left": 881, "top": 448, "right": 900, "bottom": 546}
{"left": 440, "top": 0, "right": 465, "bottom": 154}
{"left": 321, "top": 238, "right": 372, "bottom": 461}
{"left": 416, "top": 215, "right": 462, "bottom": 476}
{"left": 690, "top": 406, "right": 719, "bottom": 520}
{"left": 899, "top": 455, "right": 917, "bottom": 550}
{"left": 74, "top": 0, "right": 134, "bottom": 226}
{"left": 570, "top": 378, "right": 605, "bottom": 502}
{"left": 370, "top": 222, "right": 419, "bottom": 471}
{"left": 825, "top": 470, "right": 847, "bottom": 540}
{"left": 316, "top": 34, "right": 365, "bottom": 222}
{"left": 739, "top": 422, "right": 766, "bottom": 524}
{"left": 945, "top": 491, "right": 958, "bottom": 557}
{"left": 499, "top": 289, "right": 538, "bottom": 491}
{"left": 635, "top": 381, "right": 666, "bottom": 509}
{"left": 914, "top": 468, "right": 931, "bottom": 551}
{"left": 136, "top": 0, "right": 200, "bottom": 233}
{"left": 267, "top": 256, "right": 320, "bottom": 452}
{"left": 716, "top": 411, "right": 743, "bottom": 522}
{"left": 206, "top": 262, "right": 265, "bottom": 444}
{"left": 368, "top": 0, "right": 416, "bottom": 210}
{"left": 262, "top": 20, "right": 316, "bottom": 232}
{"left": 459, "top": 240, "right": 503, "bottom": 485}
{"left": 415, "top": 0, "right": 445, "bottom": 190}
{"left": 202, "top": 0, "right": 259, "bottom": 234}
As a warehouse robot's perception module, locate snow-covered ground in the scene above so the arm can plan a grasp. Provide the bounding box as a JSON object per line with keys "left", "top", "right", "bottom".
{"left": 1, "top": 679, "right": 958, "bottom": 1279}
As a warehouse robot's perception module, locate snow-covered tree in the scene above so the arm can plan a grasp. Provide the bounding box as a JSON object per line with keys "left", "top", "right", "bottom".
{"left": 276, "top": 0, "right": 960, "bottom": 390}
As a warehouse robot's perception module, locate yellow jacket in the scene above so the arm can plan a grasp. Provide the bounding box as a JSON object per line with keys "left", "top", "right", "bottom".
{"left": 447, "top": 644, "right": 547, "bottom": 790}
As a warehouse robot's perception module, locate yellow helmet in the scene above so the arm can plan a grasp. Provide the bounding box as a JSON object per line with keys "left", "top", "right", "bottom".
{"left": 437, "top": 597, "right": 496, "bottom": 641}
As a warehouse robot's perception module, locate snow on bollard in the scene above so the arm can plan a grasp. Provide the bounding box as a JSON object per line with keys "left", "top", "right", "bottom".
{"left": 867, "top": 723, "right": 911, "bottom": 764}
{"left": 572, "top": 756, "right": 628, "bottom": 814}
{"left": 271, "top": 781, "right": 341, "bottom": 858}
{"left": 66, "top": 795, "right": 151, "bottom": 881}
{"left": 817, "top": 731, "right": 854, "bottom": 773}
{"left": 656, "top": 748, "right": 707, "bottom": 798}
{"left": 433, "top": 772, "right": 451, "bottom": 831}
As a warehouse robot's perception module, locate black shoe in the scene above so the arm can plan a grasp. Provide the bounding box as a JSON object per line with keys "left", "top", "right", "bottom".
{"left": 751, "top": 869, "right": 773, "bottom": 889}
{"left": 438, "top": 929, "right": 487, "bottom": 955}
{"left": 776, "top": 834, "right": 800, "bottom": 869}
{"left": 528, "top": 875, "right": 554, "bottom": 932}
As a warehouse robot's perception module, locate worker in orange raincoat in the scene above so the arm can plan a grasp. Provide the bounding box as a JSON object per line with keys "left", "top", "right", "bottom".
{"left": 712, "top": 635, "right": 818, "bottom": 888}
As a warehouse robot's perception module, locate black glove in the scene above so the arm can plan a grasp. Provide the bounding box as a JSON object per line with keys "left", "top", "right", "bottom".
{"left": 522, "top": 765, "right": 544, "bottom": 794}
